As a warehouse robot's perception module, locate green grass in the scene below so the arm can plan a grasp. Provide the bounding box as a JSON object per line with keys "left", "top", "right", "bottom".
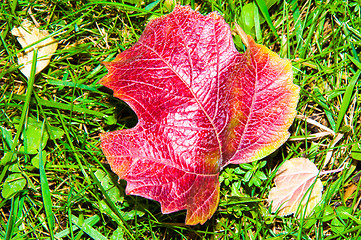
{"left": 1, "top": 0, "right": 361, "bottom": 239}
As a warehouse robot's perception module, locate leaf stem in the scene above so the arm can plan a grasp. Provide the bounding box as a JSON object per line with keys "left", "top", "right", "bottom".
{"left": 320, "top": 167, "right": 344, "bottom": 176}
{"left": 234, "top": 23, "right": 249, "bottom": 48}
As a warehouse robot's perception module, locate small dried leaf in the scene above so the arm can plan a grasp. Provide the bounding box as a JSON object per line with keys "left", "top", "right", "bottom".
{"left": 344, "top": 184, "right": 357, "bottom": 201}
{"left": 11, "top": 20, "right": 58, "bottom": 79}
{"left": 268, "top": 158, "right": 323, "bottom": 216}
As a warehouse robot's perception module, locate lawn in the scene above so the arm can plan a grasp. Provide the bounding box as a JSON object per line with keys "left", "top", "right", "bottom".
{"left": 1, "top": 0, "right": 361, "bottom": 239}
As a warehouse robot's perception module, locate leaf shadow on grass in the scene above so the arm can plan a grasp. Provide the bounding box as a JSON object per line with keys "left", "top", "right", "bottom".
{"left": 98, "top": 86, "right": 138, "bottom": 130}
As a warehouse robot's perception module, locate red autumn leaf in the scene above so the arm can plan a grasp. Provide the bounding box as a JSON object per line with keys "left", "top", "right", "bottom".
{"left": 99, "top": 5, "right": 299, "bottom": 225}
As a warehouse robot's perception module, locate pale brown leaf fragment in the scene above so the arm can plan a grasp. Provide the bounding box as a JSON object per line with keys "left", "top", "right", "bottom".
{"left": 268, "top": 158, "right": 323, "bottom": 217}
{"left": 11, "top": 19, "right": 58, "bottom": 79}
{"left": 344, "top": 184, "right": 357, "bottom": 201}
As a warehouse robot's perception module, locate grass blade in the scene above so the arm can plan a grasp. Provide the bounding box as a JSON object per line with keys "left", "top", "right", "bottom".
{"left": 0, "top": 49, "right": 38, "bottom": 183}
{"left": 6, "top": 93, "right": 107, "bottom": 118}
{"left": 48, "top": 215, "right": 100, "bottom": 239}
{"left": 290, "top": 0, "right": 303, "bottom": 47}
{"left": 39, "top": 121, "right": 55, "bottom": 239}
{"left": 71, "top": 215, "right": 108, "bottom": 240}
{"left": 298, "top": 8, "right": 322, "bottom": 59}
{"left": 314, "top": 87, "right": 337, "bottom": 132}
{"left": 335, "top": 70, "right": 360, "bottom": 132}
{"left": 88, "top": 168, "right": 135, "bottom": 240}
{"left": 4, "top": 196, "right": 18, "bottom": 240}
{"left": 255, "top": 0, "right": 279, "bottom": 40}
{"left": 348, "top": 55, "right": 361, "bottom": 71}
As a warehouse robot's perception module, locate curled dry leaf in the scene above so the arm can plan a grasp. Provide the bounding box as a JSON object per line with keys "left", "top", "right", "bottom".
{"left": 11, "top": 19, "right": 58, "bottom": 79}
{"left": 268, "top": 158, "right": 323, "bottom": 217}
{"left": 100, "top": 5, "right": 299, "bottom": 225}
